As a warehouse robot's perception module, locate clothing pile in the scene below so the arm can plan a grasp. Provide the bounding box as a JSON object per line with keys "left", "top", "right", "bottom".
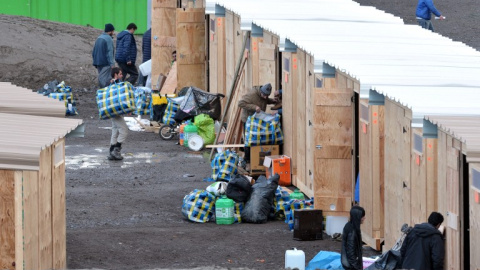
{"left": 40, "top": 80, "right": 78, "bottom": 116}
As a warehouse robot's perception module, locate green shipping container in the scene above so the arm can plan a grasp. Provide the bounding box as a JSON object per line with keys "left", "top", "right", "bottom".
{"left": 0, "top": 0, "right": 149, "bottom": 34}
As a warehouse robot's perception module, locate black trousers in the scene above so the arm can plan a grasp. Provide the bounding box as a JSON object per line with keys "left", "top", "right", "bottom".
{"left": 117, "top": 62, "right": 139, "bottom": 85}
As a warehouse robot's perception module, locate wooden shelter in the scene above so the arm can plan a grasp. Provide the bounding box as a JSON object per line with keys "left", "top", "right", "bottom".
{"left": 0, "top": 83, "right": 83, "bottom": 270}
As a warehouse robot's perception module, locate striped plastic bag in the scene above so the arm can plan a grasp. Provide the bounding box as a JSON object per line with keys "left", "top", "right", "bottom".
{"left": 181, "top": 189, "right": 216, "bottom": 223}
{"left": 162, "top": 98, "right": 180, "bottom": 125}
{"left": 244, "top": 112, "right": 284, "bottom": 147}
{"left": 133, "top": 87, "right": 152, "bottom": 116}
{"left": 96, "top": 82, "right": 135, "bottom": 119}
{"left": 211, "top": 150, "right": 238, "bottom": 182}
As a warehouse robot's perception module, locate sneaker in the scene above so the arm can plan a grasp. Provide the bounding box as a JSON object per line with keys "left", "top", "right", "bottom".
{"left": 110, "top": 147, "right": 124, "bottom": 160}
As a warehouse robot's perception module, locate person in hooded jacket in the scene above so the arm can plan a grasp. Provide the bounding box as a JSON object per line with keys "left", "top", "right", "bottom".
{"left": 400, "top": 211, "right": 445, "bottom": 270}
{"left": 238, "top": 83, "right": 276, "bottom": 164}
{"left": 92, "top": 23, "right": 115, "bottom": 88}
{"left": 341, "top": 205, "right": 366, "bottom": 270}
{"left": 115, "top": 23, "right": 139, "bottom": 85}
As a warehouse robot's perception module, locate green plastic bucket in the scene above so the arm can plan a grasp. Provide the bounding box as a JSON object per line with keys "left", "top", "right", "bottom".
{"left": 290, "top": 189, "right": 305, "bottom": 201}
{"left": 215, "top": 195, "right": 234, "bottom": 225}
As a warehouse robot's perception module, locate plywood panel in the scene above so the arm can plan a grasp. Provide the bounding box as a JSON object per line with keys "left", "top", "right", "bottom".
{"left": 470, "top": 163, "right": 480, "bottom": 270}
{"left": 152, "top": 1, "right": 176, "bottom": 85}
{"left": 410, "top": 128, "right": 427, "bottom": 226}
{"left": 314, "top": 106, "right": 352, "bottom": 148}
{"left": 294, "top": 50, "right": 306, "bottom": 189}
{"left": 14, "top": 171, "right": 24, "bottom": 270}
{"left": 359, "top": 101, "right": 372, "bottom": 237}
{"left": 208, "top": 16, "right": 218, "bottom": 93}
{"left": 251, "top": 37, "right": 263, "bottom": 86}
{"left": 426, "top": 138, "right": 438, "bottom": 215}
{"left": 217, "top": 17, "right": 226, "bottom": 97}
{"left": 314, "top": 158, "right": 352, "bottom": 199}
{"left": 225, "top": 11, "right": 235, "bottom": 97}
{"left": 0, "top": 170, "right": 15, "bottom": 270}
{"left": 437, "top": 132, "right": 448, "bottom": 215}
{"left": 290, "top": 52, "right": 298, "bottom": 181}
{"left": 176, "top": 8, "right": 206, "bottom": 90}
{"left": 23, "top": 170, "right": 39, "bottom": 270}
{"left": 305, "top": 54, "right": 315, "bottom": 195}
{"left": 282, "top": 52, "right": 293, "bottom": 166}
{"left": 316, "top": 92, "right": 351, "bottom": 106}
{"left": 39, "top": 147, "right": 53, "bottom": 270}
{"left": 384, "top": 100, "right": 411, "bottom": 249}
{"left": 371, "top": 105, "right": 385, "bottom": 236}
{"left": 258, "top": 43, "right": 276, "bottom": 89}
{"left": 52, "top": 140, "right": 66, "bottom": 269}
{"left": 446, "top": 141, "right": 460, "bottom": 270}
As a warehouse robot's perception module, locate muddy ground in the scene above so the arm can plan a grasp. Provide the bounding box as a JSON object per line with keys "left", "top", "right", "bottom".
{"left": 0, "top": 1, "right": 478, "bottom": 268}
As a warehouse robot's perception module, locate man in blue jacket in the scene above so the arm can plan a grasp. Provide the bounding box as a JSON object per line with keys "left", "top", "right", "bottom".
{"left": 416, "top": 0, "right": 445, "bottom": 32}
{"left": 92, "top": 23, "right": 115, "bottom": 88}
{"left": 115, "top": 23, "right": 139, "bottom": 85}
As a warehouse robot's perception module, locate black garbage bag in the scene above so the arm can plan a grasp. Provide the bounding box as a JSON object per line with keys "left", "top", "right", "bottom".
{"left": 365, "top": 250, "right": 402, "bottom": 270}
{"left": 241, "top": 174, "right": 279, "bottom": 223}
{"left": 226, "top": 174, "right": 253, "bottom": 203}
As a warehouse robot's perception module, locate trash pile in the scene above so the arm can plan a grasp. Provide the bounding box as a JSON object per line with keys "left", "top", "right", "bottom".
{"left": 37, "top": 80, "right": 78, "bottom": 116}
{"left": 181, "top": 148, "right": 314, "bottom": 228}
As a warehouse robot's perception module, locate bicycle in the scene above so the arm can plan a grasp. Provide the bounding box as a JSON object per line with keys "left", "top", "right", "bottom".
{"left": 159, "top": 123, "right": 179, "bottom": 140}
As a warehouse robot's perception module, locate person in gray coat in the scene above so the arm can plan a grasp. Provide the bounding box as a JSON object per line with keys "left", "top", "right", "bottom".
{"left": 92, "top": 23, "right": 115, "bottom": 88}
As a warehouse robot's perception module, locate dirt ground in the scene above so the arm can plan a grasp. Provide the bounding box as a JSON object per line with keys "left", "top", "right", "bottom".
{"left": 0, "top": 1, "right": 478, "bottom": 268}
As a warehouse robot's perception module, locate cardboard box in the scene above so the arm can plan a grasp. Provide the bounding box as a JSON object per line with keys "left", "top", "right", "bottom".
{"left": 250, "top": 145, "right": 279, "bottom": 172}
{"left": 263, "top": 155, "right": 291, "bottom": 186}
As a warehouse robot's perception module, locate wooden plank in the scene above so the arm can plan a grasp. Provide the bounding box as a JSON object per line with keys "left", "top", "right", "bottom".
{"left": 314, "top": 196, "right": 352, "bottom": 213}
{"left": 176, "top": 8, "right": 206, "bottom": 90}
{"left": 290, "top": 52, "right": 298, "bottom": 185}
{"left": 251, "top": 37, "right": 263, "bottom": 86}
{"left": 437, "top": 132, "right": 448, "bottom": 215}
{"left": 305, "top": 54, "right": 315, "bottom": 196}
{"left": 371, "top": 105, "right": 385, "bottom": 236}
{"left": 314, "top": 159, "right": 352, "bottom": 198}
{"left": 362, "top": 231, "right": 383, "bottom": 251}
{"left": 314, "top": 106, "right": 352, "bottom": 147}
{"left": 225, "top": 11, "right": 235, "bottom": 98}
{"left": 258, "top": 43, "right": 276, "bottom": 90}
{"left": 23, "top": 170, "right": 39, "bottom": 270}
{"left": 205, "top": 144, "right": 244, "bottom": 148}
{"left": 282, "top": 52, "right": 293, "bottom": 165}
{"left": 160, "top": 62, "right": 177, "bottom": 94}
{"left": 446, "top": 142, "right": 460, "bottom": 270}
{"left": 14, "top": 171, "right": 24, "bottom": 270}
{"left": 0, "top": 170, "right": 15, "bottom": 270}
{"left": 294, "top": 50, "right": 306, "bottom": 191}
{"left": 470, "top": 163, "right": 480, "bottom": 270}
{"left": 208, "top": 16, "right": 218, "bottom": 93}
{"left": 426, "top": 138, "right": 438, "bottom": 215}
{"left": 217, "top": 17, "right": 226, "bottom": 99}
{"left": 39, "top": 147, "right": 53, "bottom": 270}
{"left": 152, "top": 0, "right": 176, "bottom": 8}
{"left": 52, "top": 139, "right": 66, "bottom": 269}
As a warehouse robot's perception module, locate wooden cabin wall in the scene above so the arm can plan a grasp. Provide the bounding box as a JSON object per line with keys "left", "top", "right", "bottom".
{"left": 359, "top": 101, "right": 385, "bottom": 250}
{"left": 281, "top": 52, "right": 294, "bottom": 183}
{"left": 176, "top": 8, "right": 206, "bottom": 90}
{"left": 470, "top": 163, "right": 480, "bottom": 270}
{"left": 0, "top": 139, "right": 66, "bottom": 270}
{"left": 438, "top": 131, "right": 463, "bottom": 270}
{"left": 208, "top": 15, "right": 218, "bottom": 94}
{"left": 152, "top": 0, "right": 177, "bottom": 88}
{"left": 384, "top": 100, "right": 411, "bottom": 248}
{"left": 313, "top": 71, "right": 356, "bottom": 217}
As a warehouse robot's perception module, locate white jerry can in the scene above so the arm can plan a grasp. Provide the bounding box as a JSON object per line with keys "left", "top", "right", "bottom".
{"left": 285, "top": 248, "right": 305, "bottom": 270}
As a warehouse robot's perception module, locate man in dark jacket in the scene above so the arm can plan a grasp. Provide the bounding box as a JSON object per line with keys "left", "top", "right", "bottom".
{"left": 138, "top": 27, "right": 151, "bottom": 86}
{"left": 92, "top": 23, "right": 115, "bottom": 88}
{"left": 400, "top": 212, "right": 445, "bottom": 270}
{"left": 115, "top": 23, "right": 138, "bottom": 85}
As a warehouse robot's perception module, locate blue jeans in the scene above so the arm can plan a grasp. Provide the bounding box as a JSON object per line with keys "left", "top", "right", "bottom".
{"left": 417, "top": 18, "right": 434, "bottom": 32}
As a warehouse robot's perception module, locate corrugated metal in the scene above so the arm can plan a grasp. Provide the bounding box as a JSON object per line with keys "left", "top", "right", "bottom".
{"left": 0, "top": 82, "right": 66, "bottom": 117}
{"left": 210, "top": 0, "right": 480, "bottom": 138}
{"left": 0, "top": 0, "right": 149, "bottom": 34}
{"left": 425, "top": 116, "right": 480, "bottom": 163}
{"left": 0, "top": 112, "right": 83, "bottom": 171}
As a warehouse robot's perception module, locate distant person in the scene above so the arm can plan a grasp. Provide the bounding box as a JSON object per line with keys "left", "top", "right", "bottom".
{"left": 271, "top": 89, "right": 282, "bottom": 115}
{"left": 416, "top": 0, "right": 445, "bottom": 32}
{"left": 92, "top": 23, "right": 115, "bottom": 88}
{"left": 400, "top": 212, "right": 445, "bottom": 270}
{"left": 341, "top": 205, "right": 366, "bottom": 270}
{"left": 138, "top": 27, "right": 151, "bottom": 87}
{"left": 107, "top": 67, "right": 129, "bottom": 161}
{"left": 115, "top": 23, "right": 139, "bottom": 85}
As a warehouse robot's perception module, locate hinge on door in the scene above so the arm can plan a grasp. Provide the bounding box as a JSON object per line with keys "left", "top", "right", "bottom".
{"left": 351, "top": 95, "right": 355, "bottom": 103}
{"left": 309, "top": 120, "right": 312, "bottom": 126}
{"left": 351, "top": 149, "right": 354, "bottom": 156}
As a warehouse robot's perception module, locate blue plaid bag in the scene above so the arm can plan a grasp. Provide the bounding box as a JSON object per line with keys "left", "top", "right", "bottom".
{"left": 211, "top": 150, "right": 238, "bottom": 182}
{"left": 182, "top": 189, "right": 216, "bottom": 223}
{"left": 162, "top": 98, "right": 179, "bottom": 125}
{"left": 244, "top": 112, "right": 284, "bottom": 147}
{"left": 283, "top": 198, "right": 315, "bottom": 230}
{"left": 273, "top": 186, "right": 291, "bottom": 215}
{"left": 96, "top": 82, "right": 135, "bottom": 119}
{"left": 47, "top": 82, "right": 78, "bottom": 115}
{"left": 233, "top": 202, "right": 244, "bottom": 224}
{"left": 133, "top": 87, "right": 152, "bottom": 116}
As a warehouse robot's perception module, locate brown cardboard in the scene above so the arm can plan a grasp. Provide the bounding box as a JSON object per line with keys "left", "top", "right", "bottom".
{"left": 250, "top": 145, "right": 279, "bottom": 172}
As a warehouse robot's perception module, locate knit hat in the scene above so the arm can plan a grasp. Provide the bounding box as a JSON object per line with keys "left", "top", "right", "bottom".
{"left": 105, "top": 23, "right": 115, "bottom": 33}
{"left": 260, "top": 83, "right": 272, "bottom": 96}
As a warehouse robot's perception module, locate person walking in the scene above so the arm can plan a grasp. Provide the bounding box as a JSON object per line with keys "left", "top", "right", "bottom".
{"left": 138, "top": 27, "right": 151, "bottom": 86}
{"left": 400, "top": 212, "right": 445, "bottom": 270}
{"left": 115, "top": 23, "right": 139, "bottom": 85}
{"left": 416, "top": 0, "right": 445, "bottom": 32}
{"left": 107, "top": 67, "right": 129, "bottom": 161}
{"left": 341, "top": 205, "right": 366, "bottom": 270}
{"left": 92, "top": 23, "right": 115, "bottom": 88}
